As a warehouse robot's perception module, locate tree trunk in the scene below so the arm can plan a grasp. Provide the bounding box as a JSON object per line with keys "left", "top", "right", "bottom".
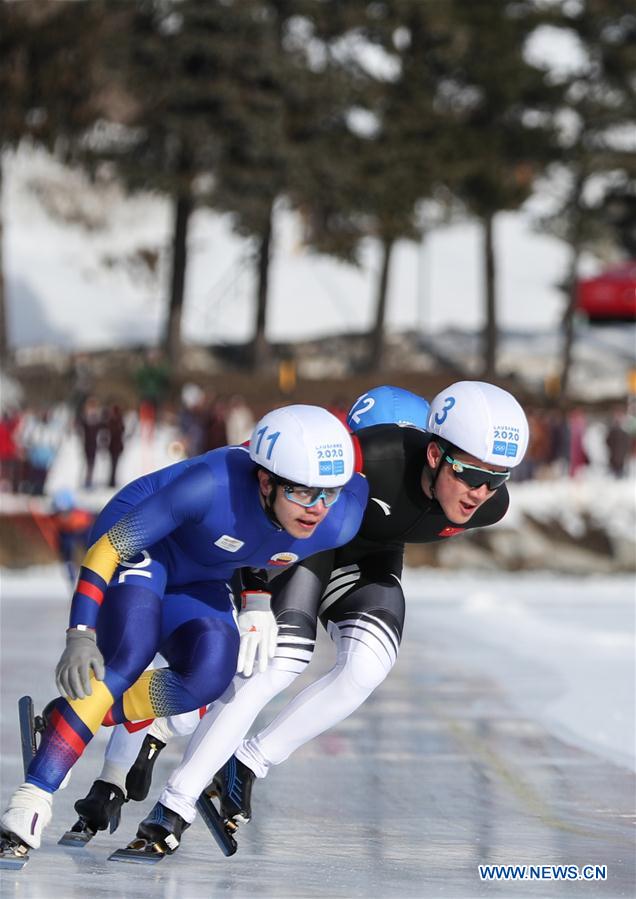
{"left": 163, "top": 189, "right": 193, "bottom": 367}
{"left": 366, "top": 235, "right": 394, "bottom": 371}
{"left": 482, "top": 212, "right": 497, "bottom": 380}
{"left": 559, "top": 172, "right": 587, "bottom": 401}
{"left": 250, "top": 208, "right": 273, "bottom": 371}
{"left": 559, "top": 245, "right": 580, "bottom": 400}
{"left": 0, "top": 162, "right": 10, "bottom": 367}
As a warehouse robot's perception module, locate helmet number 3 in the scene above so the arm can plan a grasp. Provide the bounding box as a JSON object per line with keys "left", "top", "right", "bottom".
{"left": 255, "top": 426, "right": 281, "bottom": 460}
{"left": 434, "top": 396, "right": 455, "bottom": 425}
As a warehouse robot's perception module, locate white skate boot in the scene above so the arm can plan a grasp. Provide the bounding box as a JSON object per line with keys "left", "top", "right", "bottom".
{"left": 1, "top": 783, "right": 53, "bottom": 850}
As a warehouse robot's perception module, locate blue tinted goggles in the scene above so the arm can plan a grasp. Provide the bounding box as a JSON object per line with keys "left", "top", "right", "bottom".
{"left": 275, "top": 478, "right": 342, "bottom": 508}
{"left": 444, "top": 454, "right": 510, "bottom": 491}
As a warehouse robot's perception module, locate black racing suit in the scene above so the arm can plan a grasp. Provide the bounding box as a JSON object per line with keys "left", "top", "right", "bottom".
{"left": 154, "top": 424, "right": 511, "bottom": 802}
{"left": 269, "top": 423, "right": 508, "bottom": 662}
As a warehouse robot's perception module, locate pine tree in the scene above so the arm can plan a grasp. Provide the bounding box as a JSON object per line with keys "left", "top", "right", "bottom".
{"left": 435, "top": 0, "right": 560, "bottom": 379}
{"left": 294, "top": 1, "right": 457, "bottom": 372}
{"left": 107, "top": 0, "right": 342, "bottom": 370}
{"left": 86, "top": 0, "right": 224, "bottom": 366}
{"left": 537, "top": 0, "right": 636, "bottom": 397}
{"left": 0, "top": 0, "right": 105, "bottom": 362}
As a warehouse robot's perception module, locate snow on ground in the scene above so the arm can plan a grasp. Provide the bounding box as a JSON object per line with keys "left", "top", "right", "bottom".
{"left": 505, "top": 476, "right": 636, "bottom": 545}
{"left": 6, "top": 147, "right": 634, "bottom": 401}
{"left": 3, "top": 145, "right": 571, "bottom": 350}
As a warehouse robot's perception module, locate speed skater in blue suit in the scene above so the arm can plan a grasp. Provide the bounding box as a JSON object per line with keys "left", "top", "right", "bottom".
{"left": 0, "top": 405, "right": 368, "bottom": 861}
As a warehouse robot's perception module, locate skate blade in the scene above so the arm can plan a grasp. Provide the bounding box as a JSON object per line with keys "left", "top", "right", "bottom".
{"left": 0, "top": 847, "right": 30, "bottom": 870}
{"left": 108, "top": 838, "right": 166, "bottom": 865}
{"left": 0, "top": 855, "right": 30, "bottom": 870}
{"left": 196, "top": 793, "right": 238, "bottom": 857}
{"left": 18, "top": 695, "right": 36, "bottom": 778}
{"left": 58, "top": 829, "right": 95, "bottom": 847}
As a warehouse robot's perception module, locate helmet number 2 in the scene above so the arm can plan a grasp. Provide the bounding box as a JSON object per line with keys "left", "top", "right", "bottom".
{"left": 349, "top": 394, "right": 375, "bottom": 424}
{"left": 255, "top": 426, "right": 281, "bottom": 460}
{"left": 434, "top": 396, "right": 455, "bottom": 426}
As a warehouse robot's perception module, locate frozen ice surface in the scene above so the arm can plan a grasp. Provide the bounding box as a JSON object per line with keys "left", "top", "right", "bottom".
{"left": 1, "top": 565, "right": 634, "bottom": 898}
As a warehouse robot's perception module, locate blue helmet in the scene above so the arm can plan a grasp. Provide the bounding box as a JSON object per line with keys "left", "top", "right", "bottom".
{"left": 347, "top": 386, "right": 430, "bottom": 433}
{"left": 52, "top": 488, "right": 76, "bottom": 512}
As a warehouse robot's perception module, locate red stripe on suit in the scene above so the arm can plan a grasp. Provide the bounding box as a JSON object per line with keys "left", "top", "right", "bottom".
{"left": 50, "top": 708, "right": 87, "bottom": 756}
{"left": 77, "top": 579, "right": 105, "bottom": 605}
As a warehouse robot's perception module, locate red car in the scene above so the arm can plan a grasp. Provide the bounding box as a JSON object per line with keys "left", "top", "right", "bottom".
{"left": 576, "top": 262, "right": 636, "bottom": 322}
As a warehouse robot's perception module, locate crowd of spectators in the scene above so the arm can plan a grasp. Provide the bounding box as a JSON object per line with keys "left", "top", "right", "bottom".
{"left": 0, "top": 398, "right": 129, "bottom": 496}
{"left": 176, "top": 385, "right": 255, "bottom": 458}
{"left": 0, "top": 385, "right": 257, "bottom": 498}
{"left": 0, "top": 389, "right": 634, "bottom": 499}
{"left": 513, "top": 404, "right": 635, "bottom": 481}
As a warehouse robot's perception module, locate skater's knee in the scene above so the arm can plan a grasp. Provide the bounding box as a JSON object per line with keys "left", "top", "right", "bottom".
{"left": 256, "top": 663, "right": 301, "bottom": 696}
{"left": 269, "top": 608, "right": 316, "bottom": 679}
{"left": 181, "top": 656, "right": 237, "bottom": 708}
{"left": 275, "top": 608, "right": 317, "bottom": 642}
{"left": 339, "top": 643, "right": 395, "bottom": 692}
{"left": 164, "top": 619, "right": 240, "bottom": 706}
{"left": 165, "top": 709, "right": 203, "bottom": 737}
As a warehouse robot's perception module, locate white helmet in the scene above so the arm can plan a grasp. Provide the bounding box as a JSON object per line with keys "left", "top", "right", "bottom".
{"left": 427, "top": 381, "right": 529, "bottom": 467}
{"left": 249, "top": 405, "right": 354, "bottom": 487}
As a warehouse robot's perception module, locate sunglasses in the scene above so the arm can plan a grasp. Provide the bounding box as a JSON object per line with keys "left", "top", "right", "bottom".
{"left": 276, "top": 480, "right": 342, "bottom": 508}
{"left": 444, "top": 454, "right": 510, "bottom": 491}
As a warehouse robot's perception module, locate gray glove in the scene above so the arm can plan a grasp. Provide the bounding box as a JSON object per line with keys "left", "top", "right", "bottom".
{"left": 55, "top": 628, "right": 105, "bottom": 700}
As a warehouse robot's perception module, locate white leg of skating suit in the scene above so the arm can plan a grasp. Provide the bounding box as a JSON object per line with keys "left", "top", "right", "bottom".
{"left": 159, "top": 621, "right": 315, "bottom": 823}
{"left": 100, "top": 709, "right": 205, "bottom": 792}
{"left": 237, "top": 614, "right": 398, "bottom": 776}
{"left": 98, "top": 654, "right": 170, "bottom": 792}
{"left": 99, "top": 726, "right": 148, "bottom": 793}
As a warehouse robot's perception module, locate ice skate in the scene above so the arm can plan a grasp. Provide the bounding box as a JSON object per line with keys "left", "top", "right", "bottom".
{"left": 211, "top": 754, "right": 255, "bottom": 824}
{"left": 0, "top": 831, "right": 31, "bottom": 870}
{"left": 0, "top": 783, "right": 53, "bottom": 869}
{"left": 108, "top": 801, "right": 189, "bottom": 864}
{"left": 59, "top": 780, "right": 126, "bottom": 846}
{"left": 125, "top": 732, "right": 167, "bottom": 801}
{"left": 17, "top": 696, "right": 52, "bottom": 776}
{"left": 193, "top": 755, "right": 255, "bottom": 857}
{"left": 196, "top": 788, "right": 238, "bottom": 857}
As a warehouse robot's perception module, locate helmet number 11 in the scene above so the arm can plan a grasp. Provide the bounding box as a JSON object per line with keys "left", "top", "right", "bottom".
{"left": 255, "top": 426, "right": 281, "bottom": 460}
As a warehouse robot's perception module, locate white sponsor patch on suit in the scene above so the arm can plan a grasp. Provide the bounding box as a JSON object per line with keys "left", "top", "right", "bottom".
{"left": 214, "top": 534, "right": 245, "bottom": 553}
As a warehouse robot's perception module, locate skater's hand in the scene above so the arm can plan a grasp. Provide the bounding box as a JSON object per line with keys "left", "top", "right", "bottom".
{"left": 236, "top": 591, "right": 278, "bottom": 677}
{"left": 55, "top": 627, "right": 105, "bottom": 700}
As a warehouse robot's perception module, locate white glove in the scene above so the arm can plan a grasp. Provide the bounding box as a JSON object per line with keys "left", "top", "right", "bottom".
{"left": 236, "top": 591, "right": 278, "bottom": 677}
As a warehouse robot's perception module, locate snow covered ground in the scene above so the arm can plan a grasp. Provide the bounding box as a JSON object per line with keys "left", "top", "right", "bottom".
{"left": 6, "top": 147, "right": 635, "bottom": 400}
{"left": 4, "top": 147, "right": 571, "bottom": 352}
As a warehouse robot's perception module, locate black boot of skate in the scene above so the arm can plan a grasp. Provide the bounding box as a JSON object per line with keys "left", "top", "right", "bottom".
{"left": 125, "top": 734, "right": 166, "bottom": 801}
{"left": 211, "top": 755, "right": 255, "bottom": 824}
{"left": 136, "top": 802, "right": 190, "bottom": 854}
{"left": 74, "top": 780, "right": 126, "bottom": 833}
